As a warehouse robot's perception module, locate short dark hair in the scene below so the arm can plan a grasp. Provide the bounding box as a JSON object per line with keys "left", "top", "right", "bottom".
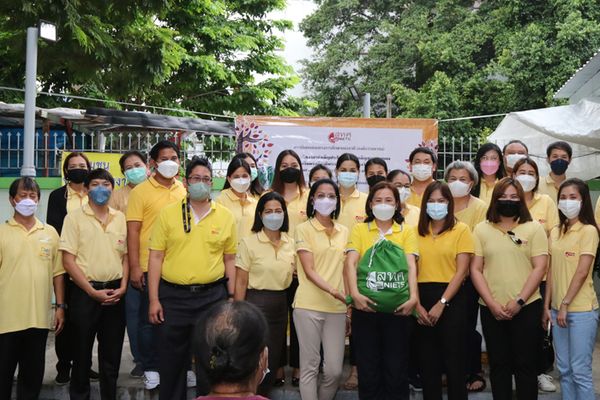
{"left": 251, "top": 191, "right": 289, "bottom": 233}
{"left": 512, "top": 157, "right": 540, "bottom": 193}
{"left": 119, "top": 151, "right": 147, "bottom": 173}
{"left": 309, "top": 164, "right": 332, "bottom": 182}
{"left": 200, "top": 301, "right": 268, "bottom": 387}
{"left": 9, "top": 177, "right": 41, "bottom": 199}
{"left": 387, "top": 169, "right": 412, "bottom": 183}
{"left": 62, "top": 152, "right": 91, "bottom": 178}
{"left": 186, "top": 156, "right": 212, "bottom": 179}
{"left": 417, "top": 181, "right": 456, "bottom": 236}
{"left": 364, "top": 181, "right": 404, "bottom": 225}
{"left": 558, "top": 178, "right": 598, "bottom": 235}
{"left": 486, "top": 177, "right": 532, "bottom": 224}
{"left": 306, "top": 179, "right": 341, "bottom": 219}
{"left": 502, "top": 140, "right": 528, "bottom": 154}
{"left": 271, "top": 150, "right": 306, "bottom": 196}
{"left": 84, "top": 168, "right": 115, "bottom": 188}
{"left": 149, "top": 140, "right": 180, "bottom": 161}
{"left": 546, "top": 141, "right": 572, "bottom": 159}
{"left": 364, "top": 157, "right": 388, "bottom": 175}
{"left": 222, "top": 157, "right": 251, "bottom": 191}
{"left": 472, "top": 142, "right": 505, "bottom": 197}
{"left": 336, "top": 153, "right": 360, "bottom": 170}
{"left": 409, "top": 147, "right": 437, "bottom": 164}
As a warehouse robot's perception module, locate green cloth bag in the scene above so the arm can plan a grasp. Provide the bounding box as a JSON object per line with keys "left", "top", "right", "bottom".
{"left": 355, "top": 237, "right": 410, "bottom": 313}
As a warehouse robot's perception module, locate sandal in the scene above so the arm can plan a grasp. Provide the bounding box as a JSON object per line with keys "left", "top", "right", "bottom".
{"left": 343, "top": 371, "right": 359, "bottom": 390}
{"left": 466, "top": 373, "right": 486, "bottom": 392}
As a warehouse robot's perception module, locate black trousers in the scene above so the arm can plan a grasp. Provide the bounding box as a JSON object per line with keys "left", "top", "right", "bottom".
{"left": 69, "top": 283, "right": 126, "bottom": 400}
{"left": 464, "top": 278, "right": 482, "bottom": 375}
{"left": 416, "top": 283, "right": 467, "bottom": 400}
{"left": 481, "top": 299, "right": 542, "bottom": 400}
{"left": 246, "top": 289, "right": 288, "bottom": 395}
{"left": 352, "top": 310, "right": 411, "bottom": 400}
{"left": 280, "top": 276, "right": 299, "bottom": 369}
{"left": 0, "top": 328, "right": 48, "bottom": 400}
{"left": 55, "top": 274, "right": 73, "bottom": 375}
{"left": 157, "top": 280, "right": 227, "bottom": 400}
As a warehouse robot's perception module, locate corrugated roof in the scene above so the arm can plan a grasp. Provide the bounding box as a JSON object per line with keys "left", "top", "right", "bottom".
{"left": 554, "top": 49, "right": 600, "bottom": 100}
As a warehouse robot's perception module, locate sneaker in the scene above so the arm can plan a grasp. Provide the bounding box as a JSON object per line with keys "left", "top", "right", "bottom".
{"left": 187, "top": 370, "right": 197, "bottom": 388}
{"left": 90, "top": 369, "right": 99, "bottom": 382}
{"left": 409, "top": 375, "right": 423, "bottom": 392}
{"left": 538, "top": 374, "right": 556, "bottom": 392}
{"left": 143, "top": 371, "right": 160, "bottom": 390}
{"left": 54, "top": 370, "right": 70, "bottom": 386}
{"left": 129, "top": 364, "right": 144, "bottom": 379}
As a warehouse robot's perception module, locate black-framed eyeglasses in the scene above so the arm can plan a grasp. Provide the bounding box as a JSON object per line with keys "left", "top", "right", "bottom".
{"left": 507, "top": 231, "right": 522, "bottom": 246}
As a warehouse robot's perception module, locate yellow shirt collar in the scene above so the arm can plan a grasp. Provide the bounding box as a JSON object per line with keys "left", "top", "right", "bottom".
{"left": 367, "top": 221, "right": 403, "bottom": 233}
{"left": 257, "top": 230, "right": 290, "bottom": 244}
{"left": 310, "top": 218, "right": 341, "bottom": 233}
{"left": 67, "top": 185, "right": 86, "bottom": 199}
{"left": 7, "top": 217, "right": 45, "bottom": 233}
{"left": 149, "top": 175, "right": 180, "bottom": 190}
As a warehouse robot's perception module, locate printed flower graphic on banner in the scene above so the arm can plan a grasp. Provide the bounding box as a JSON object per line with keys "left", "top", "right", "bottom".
{"left": 235, "top": 117, "right": 274, "bottom": 166}
{"left": 404, "top": 139, "right": 439, "bottom": 168}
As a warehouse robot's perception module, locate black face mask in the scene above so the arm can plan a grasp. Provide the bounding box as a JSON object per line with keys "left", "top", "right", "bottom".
{"left": 496, "top": 200, "right": 521, "bottom": 218}
{"left": 280, "top": 167, "right": 301, "bottom": 183}
{"left": 550, "top": 159, "right": 569, "bottom": 175}
{"left": 367, "top": 175, "right": 386, "bottom": 187}
{"left": 67, "top": 168, "right": 88, "bottom": 184}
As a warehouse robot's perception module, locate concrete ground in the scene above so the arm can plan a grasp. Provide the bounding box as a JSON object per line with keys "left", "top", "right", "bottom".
{"left": 11, "top": 333, "right": 600, "bottom": 399}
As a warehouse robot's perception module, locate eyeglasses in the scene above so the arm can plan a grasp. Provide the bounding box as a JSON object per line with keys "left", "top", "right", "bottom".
{"left": 187, "top": 176, "right": 212, "bottom": 184}
{"left": 507, "top": 231, "right": 522, "bottom": 246}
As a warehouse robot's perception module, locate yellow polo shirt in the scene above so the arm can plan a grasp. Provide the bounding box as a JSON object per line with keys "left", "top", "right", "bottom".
{"left": 477, "top": 179, "right": 496, "bottom": 205}
{"left": 236, "top": 231, "right": 295, "bottom": 290}
{"left": 108, "top": 184, "right": 133, "bottom": 213}
{"left": 150, "top": 201, "right": 237, "bottom": 285}
{"left": 529, "top": 192, "right": 559, "bottom": 234}
{"left": 594, "top": 197, "right": 600, "bottom": 224}
{"left": 126, "top": 176, "right": 186, "bottom": 271}
{"left": 347, "top": 221, "right": 419, "bottom": 257}
{"left": 550, "top": 223, "right": 599, "bottom": 312}
{"left": 455, "top": 197, "right": 488, "bottom": 231}
{"left": 537, "top": 175, "right": 559, "bottom": 204}
{"left": 406, "top": 186, "right": 425, "bottom": 208}
{"left": 337, "top": 189, "right": 367, "bottom": 232}
{"left": 473, "top": 220, "right": 548, "bottom": 306}
{"left": 60, "top": 205, "right": 127, "bottom": 282}
{"left": 66, "top": 185, "right": 88, "bottom": 213}
{"left": 216, "top": 188, "right": 257, "bottom": 240}
{"left": 402, "top": 204, "right": 420, "bottom": 227}
{"left": 0, "top": 219, "right": 62, "bottom": 334}
{"left": 294, "top": 219, "right": 348, "bottom": 313}
{"left": 417, "top": 222, "right": 474, "bottom": 283}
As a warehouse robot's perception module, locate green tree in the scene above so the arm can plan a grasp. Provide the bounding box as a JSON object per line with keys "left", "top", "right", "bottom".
{"left": 301, "top": 0, "right": 600, "bottom": 137}
{"left": 0, "top": 0, "right": 304, "bottom": 116}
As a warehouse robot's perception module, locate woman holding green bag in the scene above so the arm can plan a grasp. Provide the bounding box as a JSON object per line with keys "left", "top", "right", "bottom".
{"left": 344, "top": 181, "right": 419, "bottom": 400}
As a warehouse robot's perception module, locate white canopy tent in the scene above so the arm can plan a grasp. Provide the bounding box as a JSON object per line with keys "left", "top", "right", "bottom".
{"left": 488, "top": 99, "right": 600, "bottom": 180}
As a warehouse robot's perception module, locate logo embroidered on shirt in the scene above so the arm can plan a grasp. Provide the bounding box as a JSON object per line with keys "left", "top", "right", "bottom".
{"left": 564, "top": 251, "right": 576, "bottom": 257}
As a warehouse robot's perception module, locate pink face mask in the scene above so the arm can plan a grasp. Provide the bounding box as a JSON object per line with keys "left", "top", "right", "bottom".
{"left": 480, "top": 160, "right": 499, "bottom": 176}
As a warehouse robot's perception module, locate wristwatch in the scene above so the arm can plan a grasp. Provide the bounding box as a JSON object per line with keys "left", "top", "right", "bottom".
{"left": 516, "top": 297, "right": 525, "bottom": 307}
{"left": 55, "top": 303, "right": 68, "bottom": 310}
{"left": 440, "top": 297, "right": 449, "bottom": 307}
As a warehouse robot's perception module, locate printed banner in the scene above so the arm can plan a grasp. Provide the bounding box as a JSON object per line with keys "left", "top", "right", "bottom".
{"left": 61, "top": 152, "right": 126, "bottom": 189}
{"left": 235, "top": 116, "right": 438, "bottom": 190}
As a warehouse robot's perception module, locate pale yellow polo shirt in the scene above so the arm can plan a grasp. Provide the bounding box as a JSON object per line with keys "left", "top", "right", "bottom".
{"left": 473, "top": 220, "right": 548, "bottom": 306}
{"left": 594, "top": 197, "right": 600, "bottom": 224}
{"left": 550, "top": 223, "right": 599, "bottom": 312}
{"left": 236, "top": 231, "right": 295, "bottom": 291}
{"left": 455, "top": 196, "right": 488, "bottom": 231}
{"left": 126, "top": 176, "right": 186, "bottom": 271}
{"left": 417, "top": 222, "right": 474, "bottom": 283}
{"left": 528, "top": 192, "right": 559, "bottom": 234}
{"left": 150, "top": 201, "right": 237, "bottom": 285}
{"left": 0, "top": 219, "right": 62, "bottom": 334}
{"left": 477, "top": 179, "right": 497, "bottom": 205}
{"left": 108, "top": 184, "right": 133, "bottom": 214}
{"left": 537, "top": 175, "right": 559, "bottom": 204}
{"left": 402, "top": 204, "right": 420, "bottom": 227}
{"left": 60, "top": 204, "right": 127, "bottom": 282}
{"left": 337, "top": 189, "right": 367, "bottom": 232}
{"left": 66, "top": 184, "right": 88, "bottom": 213}
{"left": 406, "top": 186, "right": 424, "bottom": 208}
{"left": 294, "top": 219, "right": 348, "bottom": 313}
{"left": 216, "top": 188, "right": 257, "bottom": 241}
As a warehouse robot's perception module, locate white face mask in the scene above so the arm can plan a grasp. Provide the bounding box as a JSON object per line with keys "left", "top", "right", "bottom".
{"left": 230, "top": 177, "right": 251, "bottom": 194}
{"left": 372, "top": 203, "right": 396, "bottom": 221}
{"left": 262, "top": 213, "right": 284, "bottom": 231}
{"left": 15, "top": 198, "right": 37, "bottom": 217}
{"left": 558, "top": 199, "right": 581, "bottom": 219}
{"left": 313, "top": 198, "right": 337, "bottom": 216}
{"left": 411, "top": 164, "right": 433, "bottom": 181}
{"left": 506, "top": 154, "right": 526, "bottom": 169}
{"left": 448, "top": 181, "right": 471, "bottom": 198}
{"left": 516, "top": 174, "right": 536, "bottom": 193}
{"left": 156, "top": 160, "right": 180, "bottom": 179}
{"left": 398, "top": 187, "right": 411, "bottom": 203}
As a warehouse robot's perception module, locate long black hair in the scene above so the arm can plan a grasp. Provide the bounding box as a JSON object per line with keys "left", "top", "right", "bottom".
{"left": 471, "top": 142, "right": 505, "bottom": 197}
{"left": 557, "top": 178, "right": 599, "bottom": 235}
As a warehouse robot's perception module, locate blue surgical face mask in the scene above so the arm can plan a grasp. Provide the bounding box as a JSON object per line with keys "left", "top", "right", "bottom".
{"left": 89, "top": 186, "right": 112, "bottom": 206}
{"left": 125, "top": 167, "right": 147, "bottom": 185}
{"left": 337, "top": 172, "right": 358, "bottom": 188}
{"left": 188, "top": 182, "right": 211, "bottom": 201}
{"left": 426, "top": 202, "right": 448, "bottom": 221}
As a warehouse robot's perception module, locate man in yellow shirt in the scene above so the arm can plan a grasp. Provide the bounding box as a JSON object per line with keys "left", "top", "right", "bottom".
{"left": 147, "top": 157, "right": 237, "bottom": 399}
{"left": 60, "top": 169, "right": 128, "bottom": 400}
{"left": 126, "top": 140, "right": 187, "bottom": 388}
{"left": 537, "top": 141, "right": 572, "bottom": 204}
{"left": 0, "top": 177, "right": 65, "bottom": 400}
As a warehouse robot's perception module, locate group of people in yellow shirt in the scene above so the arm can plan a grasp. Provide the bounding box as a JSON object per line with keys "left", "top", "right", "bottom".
{"left": 1, "top": 138, "right": 599, "bottom": 400}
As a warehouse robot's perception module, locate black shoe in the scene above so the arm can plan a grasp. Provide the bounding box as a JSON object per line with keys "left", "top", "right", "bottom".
{"left": 130, "top": 364, "right": 144, "bottom": 378}
{"left": 54, "top": 370, "right": 70, "bottom": 386}
{"left": 90, "top": 369, "right": 99, "bottom": 382}
{"left": 273, "top": 378, "right": 285, "bottom": 387}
